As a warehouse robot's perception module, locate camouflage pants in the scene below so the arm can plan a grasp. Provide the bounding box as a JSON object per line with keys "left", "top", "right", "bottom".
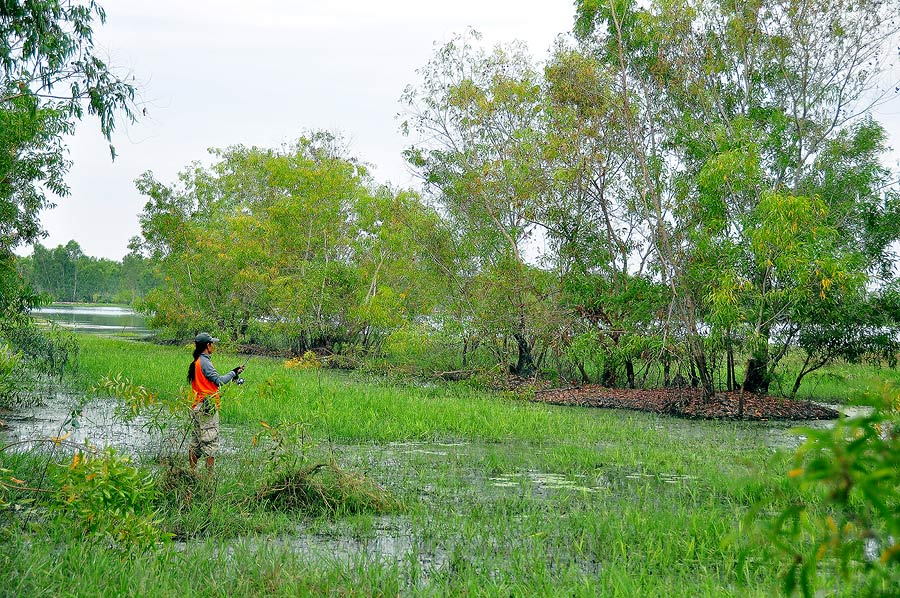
{"left": 189, "top": 401, "right": 219, "bottom": 458}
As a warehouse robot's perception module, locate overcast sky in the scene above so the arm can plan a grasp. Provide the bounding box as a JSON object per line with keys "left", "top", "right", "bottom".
{"left": 24, "top": 1, "right": 900, "bottom": 260}
{"left": 25, "top": 1, "right": 577, "bottom": 260}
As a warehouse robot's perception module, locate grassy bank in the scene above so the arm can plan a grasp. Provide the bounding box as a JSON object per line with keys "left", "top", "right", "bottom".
{"left": 2, "top": 335, "right": 885, "bottom": 596}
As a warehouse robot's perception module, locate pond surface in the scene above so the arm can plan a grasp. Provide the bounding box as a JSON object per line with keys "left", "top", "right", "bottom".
{"left": 31, "top": 304, "right": 151, "bottom": 337}
{"left": 0, "top": 394, "right": 156, "bottom": 454}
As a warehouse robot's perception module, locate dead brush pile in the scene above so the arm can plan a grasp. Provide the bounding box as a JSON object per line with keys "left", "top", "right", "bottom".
{"left": 256, "top": 462, "right": 397, "bottom": 516}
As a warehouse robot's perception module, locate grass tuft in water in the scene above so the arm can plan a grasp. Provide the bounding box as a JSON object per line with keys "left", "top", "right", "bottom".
{"left": 257, "top": 461, "right": 398, "bottom": 516}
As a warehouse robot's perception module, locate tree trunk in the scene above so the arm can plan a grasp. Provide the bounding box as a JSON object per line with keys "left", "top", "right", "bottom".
{"left": 742, "top": 352, "right": 770, "bottom": 394}
{"left": 663, "top": 356, "right": 671, "bottom": 387}
{"left": 742, "top": 317, "right": 772, "bottom": 393}
{"left": 512, "top": 332, "right": 534, "bottom": 377}
{"left": 789, "top": 353, "right": 819, "bottom": 400}
{"left": 689, "top": 359, "right": 699, "bottom": 387}
{"left": 789, "top": 373, "right": 805, "bottom": 400}
{"left": 684, "top": 319, "right": 715, "bottom": 398}
{"left": 577, "top": 362, "right": 589, "bottom": 384}
{"left": 625, "top": 358, "right": 635, "bottom": 388}
{"left": 726, "top": 336, "right": 735, "bottom": 392}
{"left": 600, "top": 362, "right": 617, "bottom": 387}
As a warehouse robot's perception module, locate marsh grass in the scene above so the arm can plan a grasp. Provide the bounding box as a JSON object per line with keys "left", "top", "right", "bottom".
{"left": 256, "top": 462, "right": 398, "bottom": 516}
{"left": 2, "top": 334, "right": 887, "bottom": 595}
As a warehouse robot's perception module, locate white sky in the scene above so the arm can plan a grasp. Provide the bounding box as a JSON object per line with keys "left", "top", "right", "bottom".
{"left": 26, "top": 0, "right": 578, "bottom": 260}
{"left": 21, "top": 1, "right": 900, "bottom": 261}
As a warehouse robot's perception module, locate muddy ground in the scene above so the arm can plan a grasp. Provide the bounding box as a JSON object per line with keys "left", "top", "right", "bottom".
{"left": 531, "top": 385, "right": 839, "bottom": 421}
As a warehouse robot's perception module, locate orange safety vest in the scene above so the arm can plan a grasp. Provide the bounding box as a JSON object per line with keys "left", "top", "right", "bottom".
{"left": 191, "top": 359, "right": 220, "bottom": 409}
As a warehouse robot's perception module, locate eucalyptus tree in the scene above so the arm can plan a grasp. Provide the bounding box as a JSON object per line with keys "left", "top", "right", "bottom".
{"left": 28, "top": 241, "right": 83, "bottom": 301}
{"left": 117, "top": 237, "right": 157, "bottom": 304}
{"left": 401, "top": 31, "right": 552, "bottom": 376}
{"left": 541, "top": 41, "right": 672, "bottom": 386}
{"left": 575, "top": 0, "right": 900, "bottom": 396}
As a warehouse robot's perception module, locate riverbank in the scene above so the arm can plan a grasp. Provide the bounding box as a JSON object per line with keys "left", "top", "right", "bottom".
{"left": 533, "top": 385, "right": 840, "bottom": 420}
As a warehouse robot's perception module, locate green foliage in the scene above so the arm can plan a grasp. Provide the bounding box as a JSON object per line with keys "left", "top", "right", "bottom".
{"left": 256, "top": 463, "right": 397, "bottom": 517}
{"left": 0, "top": 308, "right": 78, "bottom": 409}
{"left": 115, "top": 1, "right": 900, "bottom": 395}
{"left": 0, "top": 1, "right": 138, "bottom": 346}
{"left": 570, "top": 0, "right": 900, "bottom": 395}
{"left": 137, "top": 134, "right": 445, "bottom": 354}
{"left": 0, "top": 341, "right": 24, "bottom": 408}
{"left": 252, "top": 420, "right": 397, "bottom": 517}
{"left": 4, "top": 332, "right": 838, "bottom": 596}
{"left": 0, "top": 94, "right": 70, "bottom": 249}
{"left": 51, "top": 447, "right": 167, "bottom": 551}
{"left": 19, "top": 239, "right": 157, "bottom": 303}
{"left": 0, "top": 0, "right": 136, "bottom": 251}
{"left": 379, "top": 322, "right": 445, "bottom": 370}
{"left": 92, "top": 373, "right": 189, "bottom": 431}
{"left": 758, "top": 386, "right": 900, "bottom": 596}
{"left": 401, "top": 31, "right": 565, "bottom": 376}
{"left": 0, "top": 1, "right": 137, "bottom": 137}
{"left": 0, "top": 316, "right": 78, "bottom": 373}
{"left": 12, "top": 334, "right": 900, "bottom": 595}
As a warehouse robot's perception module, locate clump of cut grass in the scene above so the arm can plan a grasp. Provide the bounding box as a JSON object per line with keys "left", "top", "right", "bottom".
{"left": 256, "top": 462, "right": 397, "bottom": 516}
{"left": 156, "top": 460, "right": 201, "bottom": 495}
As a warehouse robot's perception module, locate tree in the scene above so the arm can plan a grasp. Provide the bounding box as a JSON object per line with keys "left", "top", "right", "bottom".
{"left": 117, "top": 237, "right": 156, "bottom": 304}
{"left": 1, "top": 0, "right": 136, "bottom": 321}
{"left": 575, "top": 0, "right": 900, "bottom": 397}
{"left": 540, "top": 41, "right": 671, "bottom": 386}
{"left": 22, "top": 240, "right": 138, "bottom": 302}
{"left": 401, "top": 31, "right": 553, "bottom": 376}
{"left": 137, "top": 133, "right": 443, "bottom": 350}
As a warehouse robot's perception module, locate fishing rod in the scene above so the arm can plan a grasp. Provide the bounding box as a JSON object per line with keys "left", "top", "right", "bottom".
{"left": 234, "top": 354, "right": 252, "bottom": 385}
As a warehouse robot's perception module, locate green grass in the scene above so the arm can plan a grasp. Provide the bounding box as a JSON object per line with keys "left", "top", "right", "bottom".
{"left": 774, "top": 357, "right": 900, "bottom": 403}
{"left": 4, "top": 334, "right": 892, "bottom": 596}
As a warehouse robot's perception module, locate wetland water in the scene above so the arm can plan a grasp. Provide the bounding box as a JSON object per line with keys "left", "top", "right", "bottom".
{"left": 2, "top": 304, "right": 152, "bottom": 449}
{"left": 1, "top": 395, "right": 156, "bottom": 453}
{"left": 31, "top": 303, "right": 150, "bottom": 337}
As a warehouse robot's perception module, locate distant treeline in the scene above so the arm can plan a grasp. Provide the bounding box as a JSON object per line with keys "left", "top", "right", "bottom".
{"left": 17, "top": 240, "right": 158, "bottom": 304}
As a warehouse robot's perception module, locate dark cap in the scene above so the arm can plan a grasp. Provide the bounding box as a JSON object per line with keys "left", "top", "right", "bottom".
{"left": 194, "top": 332, "right": 220, "bottom": 344}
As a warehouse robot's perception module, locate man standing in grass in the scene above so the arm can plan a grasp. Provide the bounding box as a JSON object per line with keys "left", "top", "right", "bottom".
{"left": 186, "top": 332, "right": 244, "bottom": 473}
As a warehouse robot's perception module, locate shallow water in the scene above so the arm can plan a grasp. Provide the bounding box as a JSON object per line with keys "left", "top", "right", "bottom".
{"left": 488, "top": 471, "right": 598, "bottom": 493}
{"left": 181, "top": 516, "right": 449, "bottom": 584}
{"left": 3, "top": 399, "right": 836, "bottom": 585}
{"left": 31, "top": 304, "right": 150, "bottom": 337}
{"left": 0, "top": 394, "right": 154, "bottom": 453}
{"left": 765, "top": 402, "right": 874, "bottom": 450}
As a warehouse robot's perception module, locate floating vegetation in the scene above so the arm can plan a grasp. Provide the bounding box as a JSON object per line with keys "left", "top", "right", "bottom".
{"left": 623, "top": 472, "right": 696, "bottom": 484}
{"left": 488, "top": 471, "right": 597, "bottom": 493}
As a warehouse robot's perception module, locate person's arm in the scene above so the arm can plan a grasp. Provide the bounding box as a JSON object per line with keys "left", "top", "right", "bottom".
{"left": 199, "top": 354, "right": 237, "bottom": 387}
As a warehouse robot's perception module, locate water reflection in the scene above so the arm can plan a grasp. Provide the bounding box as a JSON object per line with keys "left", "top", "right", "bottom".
{"left": 1, "top": 396, "right": 153, "bottom": 453}
{"left": 32, "top": 304, "right": 150, "bottom": 337}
